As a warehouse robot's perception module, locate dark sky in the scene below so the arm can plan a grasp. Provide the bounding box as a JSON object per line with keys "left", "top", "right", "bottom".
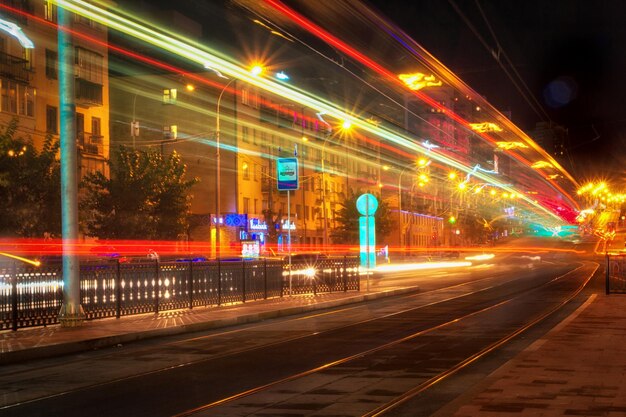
{"left": 368, "top": 0, "right": 626, "bottom": 180}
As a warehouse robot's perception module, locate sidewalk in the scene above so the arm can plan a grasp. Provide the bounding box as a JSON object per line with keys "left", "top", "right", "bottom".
{"left": 0, "top": 282, "right": 418, "bottom": 365}
{"left": 439, "top": 292, "right": 626, "bottom": 417}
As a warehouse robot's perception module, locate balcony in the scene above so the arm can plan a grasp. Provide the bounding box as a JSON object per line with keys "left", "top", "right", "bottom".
{"left": 78, "top": 132, "right": 104, "bottom": 156}
{"left": 0, "top": 52, "right": 31, "bottom": 83}
{"left": 75, "top": 78, "right": 103, "bottom": 107}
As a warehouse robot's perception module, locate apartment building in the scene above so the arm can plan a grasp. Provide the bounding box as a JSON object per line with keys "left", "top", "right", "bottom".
{"left": 0, "top": 0, "right": 110, "bottom": 178}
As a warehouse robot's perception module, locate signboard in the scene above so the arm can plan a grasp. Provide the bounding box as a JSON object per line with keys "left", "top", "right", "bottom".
{"left": 277, "top": 157, "right": 299, "bottom": 190}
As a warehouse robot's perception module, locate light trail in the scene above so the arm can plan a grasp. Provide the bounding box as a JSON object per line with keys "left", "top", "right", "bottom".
{"left": 46, "top": 0, "right": 570, "bottom": 226}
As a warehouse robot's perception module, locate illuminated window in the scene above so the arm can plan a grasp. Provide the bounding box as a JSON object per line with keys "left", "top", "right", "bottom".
{"left": 163, "top": 88, "right": 177, "bottom": 104}
{"left": 241, "top": 89, "right": 249, "bottom": 106}
{"left": 22, "top": 48, "right": 33, "bottom": 71}
{"left": 163, "top": 125, "right": 177, "bottom": 139}
{"left": 1, "top": 80, "right": 17, "bottom": 114}
{"left": 22, "top": 85, "right": 34, "bottom": 117}
{"left": 44, "top": 0, "right": 57, "bottom": 22}
{"left": 242, "top": 162, "right": 250, "bottom": 180}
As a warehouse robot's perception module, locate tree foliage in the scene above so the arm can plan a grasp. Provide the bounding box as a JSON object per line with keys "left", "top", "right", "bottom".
{"left": 80, "top": 146, "right": 197, "bottom": 240}
{"left": 330, "top": 190, "right": 395, "bottom": 245}
{"left": 0, "top": 118, "right": 61, "bottom": 237}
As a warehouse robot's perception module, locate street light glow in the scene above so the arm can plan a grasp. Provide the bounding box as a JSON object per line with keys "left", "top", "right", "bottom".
{"left": 250, "top": 65, "right": 264, "bottom": 76}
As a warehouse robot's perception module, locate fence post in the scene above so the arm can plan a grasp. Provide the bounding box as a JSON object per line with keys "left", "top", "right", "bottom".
{"left": 154, "top": 260, "right": 160, "bottom": 314}
{"left": 343, "top": 256, "right": 348, "bottom": 292}
{"left": 606, "top": 253, "right": 610, "bottom": 295}
{"left": 115, "top": 259, "right": 121, "bottom": 319}
{"left": 217, "top": 258, "right": 222, "bottom": 306}
{"left": 242, "top": 260, "right": 246, "bottom": 303}
{"left": 264, "top": 259, "right": 268, "bottom": 299}
{"left": 11, "top": 262, "right": 18, "bottom": 331}
{"left": 188, "top": 260, "right": 194, "bottom": 310}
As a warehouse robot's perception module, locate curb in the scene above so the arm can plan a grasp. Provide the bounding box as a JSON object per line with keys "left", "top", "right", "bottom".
{"left": 1, "top": 286, "right": 419, "bottom": 365}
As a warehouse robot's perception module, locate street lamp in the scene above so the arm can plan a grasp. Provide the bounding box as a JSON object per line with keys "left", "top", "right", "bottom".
{"left": 320, "top": 121, "right": 351, "bottom": 248}
{"left": 214, "top": 77, "right": 236, "bottom": 258}
{"left": 213, "top": 64, "right": 264, "bottom": 258}
{"left": 397, "top": 162, "right": 417, "bottom": 249}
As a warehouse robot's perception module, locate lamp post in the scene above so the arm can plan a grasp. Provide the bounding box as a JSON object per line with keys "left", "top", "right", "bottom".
{"left": 397, "top": 164, "right": 416, "bottom": 249}
{"left": 214, "top": 78, "right": 236, "bottom": 258}
{"left": 320, "top": 122, "right": 351, "bottom": 249}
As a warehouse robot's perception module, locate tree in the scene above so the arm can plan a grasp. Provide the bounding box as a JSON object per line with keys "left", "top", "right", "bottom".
{"left": 0, "top": 118, "right": 61, "bottom": 237}
{"left": 80, "top": 146, "right": 197, "bottom": 240}
{"left": 330, "top": 190, "right": 395, "bottom": 245}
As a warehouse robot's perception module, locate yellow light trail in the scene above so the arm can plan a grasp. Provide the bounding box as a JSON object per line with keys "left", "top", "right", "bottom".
{"left": 0, "top": 252, "right": 41, "bottom": 266}
{"left": 53, "top": 0, "right": 569, "bottom": 225}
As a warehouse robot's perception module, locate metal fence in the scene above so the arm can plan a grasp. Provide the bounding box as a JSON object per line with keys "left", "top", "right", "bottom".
{"left": 606, "top": 254, "right": 626, "bottom": 294}
{"left": 0, "top": 256, "right": 360, "bottom": 331}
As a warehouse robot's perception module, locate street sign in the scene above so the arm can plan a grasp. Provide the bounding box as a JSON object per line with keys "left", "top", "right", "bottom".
{"left": 277, "top": 157, "right": 299, "bottom": 190}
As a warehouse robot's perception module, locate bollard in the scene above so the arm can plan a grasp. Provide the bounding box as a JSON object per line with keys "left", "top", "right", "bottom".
{"left": 217, "top": 258, "right": 222, "bottom": 306}
{"left": 188, "top": 260, "right": 194, "bottom": 309}
{"left": 115, "top": 259, "right": 121, "bottom": 319}
{"left": 12, "top": 262, "right": 18, "bottom": 331}
{"left": 242, "top": 260, "right": 246, "bottom": 303}
{"left": 606, "top": 253, "right": 610, "bottom": 295}
{"left": 263, "top": 259, "right": 268, "bottom": 299}
{"left": 154, "top": 259, "right": 159, "bottom": 314}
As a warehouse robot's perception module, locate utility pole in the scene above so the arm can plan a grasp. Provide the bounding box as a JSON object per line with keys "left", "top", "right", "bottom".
{"left": 57, "top": 5, "right": 84, "bottom": 326}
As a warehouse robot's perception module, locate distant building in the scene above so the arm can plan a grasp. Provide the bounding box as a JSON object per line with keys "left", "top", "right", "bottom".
{"left": 529, "top": 121, "right": 568, "bottom": 161}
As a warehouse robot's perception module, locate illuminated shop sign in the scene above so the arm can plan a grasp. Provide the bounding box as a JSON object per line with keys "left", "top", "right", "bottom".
{"left": 281, "top": 220, "right": 296, "bottom": 230}
{"left": 249, "top": 218, "right": 268, "bottom": 230}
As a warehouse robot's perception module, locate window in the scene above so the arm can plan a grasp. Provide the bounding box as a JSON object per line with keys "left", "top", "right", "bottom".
{"left": 241, "top": 126, "right": 249, "bottom": 142}
{"left": 305, "top": 206, "right": 310, "bottom": 221}
{"left": 76, "top": 113, "right": 84, "bottom": 140}
{"left": 163, "top": 88, "right": 177, "bottom": 104}
{"left": 46, "top": 106, "right": 58, "bottom": 134}
{"left": 262, "top": 199, "right": 268, "bottom": 211}
{"left": 45, "top": 49, "right": 57, "bottom": 79}
{"left": 296, "top": 205, "right": 302, "bottom": 219}
{"left": 1, "top": 80, "right": 17, "bottom": 114}
{"left": 75, "top": 48, "right": 103, "bottom": 84}
{"left": 44, "top": 0, "right": 57, "bottom": 22}
{"left": 164, "top": 125, "right": 177, "bottom": 139}
{"left": 254, "top": 199, "right": 258, "bottom": 214}
{"left": 92, "top": 117, "right": 101, "bottom": 137}
{"left": 242, "top": 162, "right": 250, "bottom": 180}
{"left": 243, "top": 197, "right": 250, "bottom": 214}
{"left": 22, "top": 48, "right": 33, "bottom": 71}
{"left": 241, "top": 89, "right": 249, "bottom": 105}
{"left": 253, "top": 163, "right": 258, "bottom": 181}
{"left": 22, "top": 85, "right": 34, "bottom": 117}
{"left": 252, "top": 128, "right": 258, "bottom": 145}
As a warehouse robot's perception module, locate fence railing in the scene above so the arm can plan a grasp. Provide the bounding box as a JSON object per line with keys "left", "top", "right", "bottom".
{"left": 606, "top": 253, "right": 626, "bottom": 294}
{"left": 0, "top": 256, "right": 360, "bottom": 331}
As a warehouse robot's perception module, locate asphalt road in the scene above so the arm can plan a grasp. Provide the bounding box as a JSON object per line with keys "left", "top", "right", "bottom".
{"left": 0, "top": 251, "right": 599, "bottom": 417}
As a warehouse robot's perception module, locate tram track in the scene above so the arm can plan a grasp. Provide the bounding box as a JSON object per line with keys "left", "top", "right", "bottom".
{"left": 0, "top": 261, "right": 591, "bottom": 417}
{"left": 175, "top": 261, "right": 596, "bottom": 417}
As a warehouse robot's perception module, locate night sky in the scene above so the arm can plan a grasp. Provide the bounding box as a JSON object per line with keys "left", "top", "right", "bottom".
{"left": 368, "top": 0, "right": 626, "bottom": 180}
